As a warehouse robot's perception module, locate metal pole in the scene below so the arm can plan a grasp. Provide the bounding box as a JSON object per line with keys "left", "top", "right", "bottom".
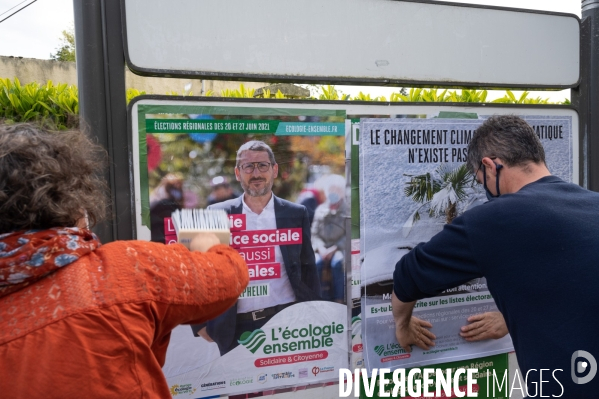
{"left": 578, "top": 0, "right": 599, "bottom": 191}
{"left": 73, "top": 0, "right": 132, "bottom": 242}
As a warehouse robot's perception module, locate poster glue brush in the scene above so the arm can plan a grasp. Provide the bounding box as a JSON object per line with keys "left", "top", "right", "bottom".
{"left": 171, "top": 209, "right": 231, "bottom": 249}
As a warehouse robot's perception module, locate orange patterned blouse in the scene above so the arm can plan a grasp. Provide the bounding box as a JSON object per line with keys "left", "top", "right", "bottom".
{"left": 0, "top": 228, "right": 248, "bottom": 398}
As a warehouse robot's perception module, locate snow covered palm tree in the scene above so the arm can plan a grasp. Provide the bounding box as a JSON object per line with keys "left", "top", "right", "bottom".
{"left": 403, "top": 164, "right": 474, "bottom": 231}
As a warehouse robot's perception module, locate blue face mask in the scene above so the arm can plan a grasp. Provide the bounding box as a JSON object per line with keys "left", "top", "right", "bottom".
{"left": 328, "top": 192, "right": 340, "bottom": 204}
{"left": 169, "top": 187, "right": 183, "bottom": 201}
{"left": 482, "top": 163, "right": 503, "bottom": 200}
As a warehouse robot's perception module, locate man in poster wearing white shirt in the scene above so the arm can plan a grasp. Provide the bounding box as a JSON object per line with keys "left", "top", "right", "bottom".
{"left": 192, "top": 140, "right": 321, "bottom": 355}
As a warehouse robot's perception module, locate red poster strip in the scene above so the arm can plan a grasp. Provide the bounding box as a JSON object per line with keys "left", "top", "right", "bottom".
{"left": 164, "top": 217, "right": 176, "bottom": 235}
{"left": 254, "top": 350, "right": 328, "bottom": 367}
{"left": 165, "top": 235, "right": 178, "bottom": 245}
{"left": 228, "top": 214, "right": 246, "bottom": 231}
{"left": 238, "top": 246, "right": 276, "bottom": 263}
{"left": 381, "top": 353, "right": 411, "bottom": 362}
{"left": 248, "top": 263, "right": 281, "bottom": 281}
{"left": 231, "top": 228, "right": 302, "bottom": 248}
{"left": 352, "top": 344, "right": 363, "bottom": 353}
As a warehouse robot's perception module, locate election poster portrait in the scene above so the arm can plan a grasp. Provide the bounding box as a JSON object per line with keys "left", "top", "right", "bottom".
{"left": 132, "top": 101, "right": 350, "bottom": 396}
{"left": 359, "top": 113, "right": 574, "bottom": 372}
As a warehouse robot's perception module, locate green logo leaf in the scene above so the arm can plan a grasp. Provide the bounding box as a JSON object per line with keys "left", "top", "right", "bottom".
{"left": 238, "top": 329, "right": 266, "bottom": 353}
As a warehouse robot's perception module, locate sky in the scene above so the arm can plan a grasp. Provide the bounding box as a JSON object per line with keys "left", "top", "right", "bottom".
{"left": 0, "top": 0, "right": 583, "bottom": 101}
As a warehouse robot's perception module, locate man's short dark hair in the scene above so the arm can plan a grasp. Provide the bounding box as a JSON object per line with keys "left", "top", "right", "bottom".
{"left": 466, "top": 115, "right": 546, "bottom": 174}
{"left": 236, "top": 140, "right": 276, "bottom": 167}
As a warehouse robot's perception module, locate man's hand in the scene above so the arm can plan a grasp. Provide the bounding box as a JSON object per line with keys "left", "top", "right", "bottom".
{"left": 394, "top": 316, "right": 436, "bottom": 353}
{"left": 460, "top": 311, "right": 508, "bottom": 341}
{"left": 197, "top": 326, "right": 214, "bottom": 342}
{"left": 392, "top": 292, "right": 436, "bottom": 353}
{"left": 190, "top": 233, "right": 221, "bottom": 252}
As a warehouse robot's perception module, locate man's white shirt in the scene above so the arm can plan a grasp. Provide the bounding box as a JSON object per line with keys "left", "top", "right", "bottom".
{"left": 237, "top": 194, "right": 296, "bottom": 313}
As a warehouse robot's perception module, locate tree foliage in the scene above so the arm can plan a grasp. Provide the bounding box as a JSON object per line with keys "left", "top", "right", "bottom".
{"left": 50, "top": 28, "right": 76, "bottom": 62}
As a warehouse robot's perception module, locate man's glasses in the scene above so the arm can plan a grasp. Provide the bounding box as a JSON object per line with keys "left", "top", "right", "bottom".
{"left": 239, "top": 161, "right": 272, "bottom": 174}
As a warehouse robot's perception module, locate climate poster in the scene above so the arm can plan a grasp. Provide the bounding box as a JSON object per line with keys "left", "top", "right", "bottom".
{"left": 359, "top": 114, "right": 573, "bottom": 371}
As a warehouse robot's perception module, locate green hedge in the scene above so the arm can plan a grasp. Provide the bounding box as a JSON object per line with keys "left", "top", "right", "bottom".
{"left": 0, "top": 78, "right": 568, "bottom": 129}
{"left": 1, "top": 78, "right": 79, "bottom": 129}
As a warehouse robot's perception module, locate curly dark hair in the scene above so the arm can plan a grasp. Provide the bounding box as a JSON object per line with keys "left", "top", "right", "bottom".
{"left": 0, "top": 123, "right": 108, "bottom": 233}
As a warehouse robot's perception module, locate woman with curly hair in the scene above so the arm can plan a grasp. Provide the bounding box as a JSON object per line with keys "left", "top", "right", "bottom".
{"left": 0, "top": 123, "right": 249, "bottom": 398}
